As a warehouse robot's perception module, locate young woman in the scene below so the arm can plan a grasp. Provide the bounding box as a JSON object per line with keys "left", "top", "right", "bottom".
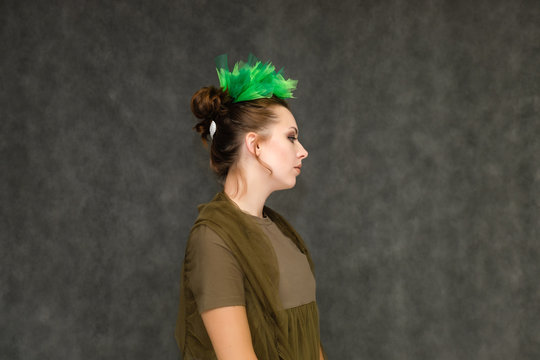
{"left": 175, "top": 55, "right": 326, "bottom": 360}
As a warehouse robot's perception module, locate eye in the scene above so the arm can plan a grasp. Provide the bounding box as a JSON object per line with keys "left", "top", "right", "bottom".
{"left": 288, "top": 135, "right": 297, "bottom": 143}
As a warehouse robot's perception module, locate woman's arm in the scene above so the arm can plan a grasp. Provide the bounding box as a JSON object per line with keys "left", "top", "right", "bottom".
{"left": 320, "top": 344, "right": 326, "bottom": 360}
{"left": 201, "top": 305, "right": 258, "bottom": 360}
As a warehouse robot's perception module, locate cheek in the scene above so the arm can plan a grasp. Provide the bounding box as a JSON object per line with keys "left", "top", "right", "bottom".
{"left": 265, "top": 141, "right": 284, "bottom": 158}
{"left": 273, "top": 144, "right": 294, "bottom": 164}
{"left": 262, "top": 139, "right": 295, "bottom": 170}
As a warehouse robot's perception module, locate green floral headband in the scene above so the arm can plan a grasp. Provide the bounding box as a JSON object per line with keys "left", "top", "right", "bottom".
{"left": 215, "top": 54, "right": 298, "bottom": 103}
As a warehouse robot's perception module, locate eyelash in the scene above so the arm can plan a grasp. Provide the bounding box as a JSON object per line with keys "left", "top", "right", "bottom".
{"left": 288, "top": 136, "right": 297, "bottom": 142}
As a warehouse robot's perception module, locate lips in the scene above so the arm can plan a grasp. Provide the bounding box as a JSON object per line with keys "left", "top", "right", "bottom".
{"left": 294, "top": 164, "right": 302, "bottom": 174}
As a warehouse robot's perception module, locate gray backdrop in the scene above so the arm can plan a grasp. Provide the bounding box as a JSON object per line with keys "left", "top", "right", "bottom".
{"left": 2, "top": 0, "right": 539, "bottom": 359}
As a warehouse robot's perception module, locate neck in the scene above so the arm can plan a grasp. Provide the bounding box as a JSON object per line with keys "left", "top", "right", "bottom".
{"left": 223, "top": 167, "right": 272, "bottom": 218}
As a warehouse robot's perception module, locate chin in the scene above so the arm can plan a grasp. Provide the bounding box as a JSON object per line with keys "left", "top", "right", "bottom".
{"left": 270, "top": 174, "right": 298, "bottom": 191}
{"left": 273, "top": 180, "right": 296, "bottom": 192}
{"left": 284, "top": 178, "right": 297, "bottom": 189}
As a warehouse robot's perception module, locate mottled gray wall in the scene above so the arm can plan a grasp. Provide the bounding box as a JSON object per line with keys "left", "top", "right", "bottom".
{"left": 2, "top": 0, "right": 539, "bottom": 359}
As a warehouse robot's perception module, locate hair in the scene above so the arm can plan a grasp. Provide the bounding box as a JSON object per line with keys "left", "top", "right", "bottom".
{"left": 191, "top": 86, "right": 289, "bottom": 182}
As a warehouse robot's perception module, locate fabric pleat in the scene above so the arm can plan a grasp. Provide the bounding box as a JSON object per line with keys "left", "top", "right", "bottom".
{"left": 282, "top": 301, "right": 322, "bottom": 360}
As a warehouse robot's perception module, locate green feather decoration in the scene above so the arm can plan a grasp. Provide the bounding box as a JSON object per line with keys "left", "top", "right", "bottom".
{"left": 215, "top": 54, "right": 298, "bottom": 103}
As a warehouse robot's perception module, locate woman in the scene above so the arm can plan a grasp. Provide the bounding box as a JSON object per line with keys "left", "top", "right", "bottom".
{"left": 175, "top": 54, "right": 326, "bottom": 360}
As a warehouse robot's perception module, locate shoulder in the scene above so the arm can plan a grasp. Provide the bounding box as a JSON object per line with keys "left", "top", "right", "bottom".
{"left": 194, "top": 193, "right": 262, "bottom": 245}
{"left": 184, "top": 224, "right": 242, "bottom": 277}
{"left": 188, "top": 224, "right": 231, "bottom": 254}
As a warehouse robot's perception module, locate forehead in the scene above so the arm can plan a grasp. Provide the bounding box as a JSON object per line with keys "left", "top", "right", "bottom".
{"left": 270, "top": 106, "right": 298, "bottom": 129}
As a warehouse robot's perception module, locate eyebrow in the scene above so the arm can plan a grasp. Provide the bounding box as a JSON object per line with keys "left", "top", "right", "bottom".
{"left": 289, "top": 127, "right": 298, "bottom": 135}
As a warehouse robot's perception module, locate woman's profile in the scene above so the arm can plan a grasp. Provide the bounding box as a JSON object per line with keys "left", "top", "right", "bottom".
{"left": 175, "top": 54, "right": 326, "bottom": 360}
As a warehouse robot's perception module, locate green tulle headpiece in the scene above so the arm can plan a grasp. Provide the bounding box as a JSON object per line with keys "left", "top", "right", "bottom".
{"left": 215, "top": 54, "right": 298, "bottom": 103}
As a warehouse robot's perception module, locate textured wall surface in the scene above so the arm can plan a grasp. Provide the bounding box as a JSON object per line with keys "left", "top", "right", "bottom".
{"left": 2, "top": 0, "right": 539, "bottom": 359}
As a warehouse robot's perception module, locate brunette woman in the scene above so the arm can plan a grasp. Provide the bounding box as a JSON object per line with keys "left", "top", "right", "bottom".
{"left": 175, "top": 55, "right": 326, "bottom": 360}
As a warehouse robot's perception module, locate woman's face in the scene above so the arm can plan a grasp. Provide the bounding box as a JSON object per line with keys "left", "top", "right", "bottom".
{"left": 258, "top": 106, "right": 308, "bottom": 191}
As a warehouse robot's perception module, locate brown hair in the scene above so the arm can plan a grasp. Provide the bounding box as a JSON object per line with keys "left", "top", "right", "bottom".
{"left": 191, "top": 86, "right": 289, "bottom": 182}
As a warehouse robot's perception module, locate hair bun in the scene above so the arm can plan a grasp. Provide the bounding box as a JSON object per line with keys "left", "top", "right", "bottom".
{"left": 191, "top": 86, "right": 229, "bottom": 121}
{"left": 191, "top": 86, "right": 230, "bottom": 141}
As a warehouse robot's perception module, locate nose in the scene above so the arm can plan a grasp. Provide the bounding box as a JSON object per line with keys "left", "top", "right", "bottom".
{"left": 297, "top": 141, "right": 308, "bottom": 160}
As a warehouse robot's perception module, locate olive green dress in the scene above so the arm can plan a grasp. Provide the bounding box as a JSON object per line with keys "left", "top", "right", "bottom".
{"left": 185, "top": 213, "right": 323, "bottom": 359}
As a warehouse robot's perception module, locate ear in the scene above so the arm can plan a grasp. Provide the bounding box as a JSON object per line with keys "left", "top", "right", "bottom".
{"left": 244, "top": 132, "right": 260, "bottom": 156}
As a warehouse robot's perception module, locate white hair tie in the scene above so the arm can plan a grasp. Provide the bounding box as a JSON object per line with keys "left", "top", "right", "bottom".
{"left": 209, "top": 120, "right": 217, "bottom": 139}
